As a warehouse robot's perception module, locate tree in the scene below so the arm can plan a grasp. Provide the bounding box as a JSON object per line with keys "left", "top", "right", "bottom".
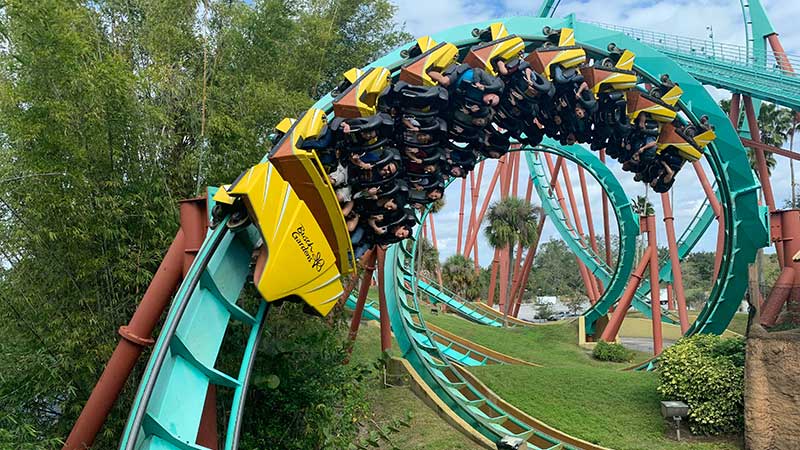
{"left": 632, "top": 195, "right": 655, "bottom": 216}
{"left": 441, "top": 254, "right": 482, "bottom": 301}
{"left": 719, "top": 100, "right": 793, "bottom": 176}
{"left": 0, "top": 0, "right": 410, "bottom": 447}
{"left": 532, "top": 297, "right": 555, "bottom": 319}
{"left": 527, "top": 239, "right": 584, "bottom": 299}
{"left": 414, "top": 237, "right": 440, "bottom": 281}
{"left": 483, "top": 197, "right": 541, "bottom": 325}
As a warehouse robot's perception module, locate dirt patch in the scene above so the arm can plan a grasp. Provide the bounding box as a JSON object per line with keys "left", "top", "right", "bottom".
{"left": 744, "top": 325, "right": 800, "bottom": 450}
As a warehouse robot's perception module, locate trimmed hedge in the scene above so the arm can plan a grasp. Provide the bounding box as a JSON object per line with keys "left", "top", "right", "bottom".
{"left": 592, "top": 340, "right": 634, "bottom": 362}
{"left": 657, "top": 334, "right": 745, "bottom": 435}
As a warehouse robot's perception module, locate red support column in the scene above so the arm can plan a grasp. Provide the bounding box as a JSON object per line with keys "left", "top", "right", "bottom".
{"left": 375, "top": 247, "right": 392, "bottom": 352}
{"left": 728, "top": 93, "right": 741, "bottom": 127}
{"left": 743, "top": 96, "right": 777, "bottom": 212}
{"left": 511, "top": 152, "right": 521, "bottom": 198}
{"left": 761, "top": 210, "right": 800, "bottom": 326}
{"left": 646, "top": 215, "right": 664, "bottom": 355}
{"left": 560, "top": 162, "right": 601, "bottom": 301}
{"left": 499, "top": 245, "right": 511, "bottom": 321}
{"left": 692, "top": 161, "right": 726, "bottom": 283}
{"left": 744, "top": 96, "right": 785, "bottom": 267}
{"left": 511, "top": 214, "right": 547, "bottom": 317}
{"left": 348, "top": 249, "right": 377, "bottom": 347}
{"left": 599, "top": 149, "right": 613, "bottom": 264}
{"left": 464, "top": 161, "right": 503, "bottom": 257}
{"left": 601, "top": 246, "right": 653, "bottom": 342}
{"left": 578, "top": 166, "right": 600, "bottom": 255}
{"left": 457, "top": 177, "right": 467, "bottom": 255}
{"left": 761, "top": 267, "right": 795, "bottom": 327}
{"left": 660, "top": 192, "right": 690, "bottom": 333}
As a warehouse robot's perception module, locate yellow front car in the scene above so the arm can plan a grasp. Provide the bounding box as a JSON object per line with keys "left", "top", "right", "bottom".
{"left": 267, "top": 108, "right": 356, "bottom": 276}
{"left": 228, "top": 162, "right": 345, "bottom": 316}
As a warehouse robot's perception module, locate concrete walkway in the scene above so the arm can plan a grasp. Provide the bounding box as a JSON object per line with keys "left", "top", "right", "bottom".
{"left": 620, "top": 337, "right": 677, "bottom": 354}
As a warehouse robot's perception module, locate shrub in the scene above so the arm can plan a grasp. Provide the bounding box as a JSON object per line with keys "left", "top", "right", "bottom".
{"left": 234, "top": 302, "right": 372, "bottom": 450}
{"left": 592, "top": 340, "right": 634, "bottom": 362}
{"left": 657, "top": 334, "right": 745, "bottom": 435}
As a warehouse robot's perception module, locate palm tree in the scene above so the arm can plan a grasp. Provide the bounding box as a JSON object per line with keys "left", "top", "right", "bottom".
{"left": 483, "top": 196, "right": 541, "bottom": 326}
{"left": 441, "top": 254, "right": 481, "bottom": 301}
{"left": 719, "top": 100, "right": 792, "bottom": 176}
{"left": 632, "top": 195, "right": 655, "bottom": 216}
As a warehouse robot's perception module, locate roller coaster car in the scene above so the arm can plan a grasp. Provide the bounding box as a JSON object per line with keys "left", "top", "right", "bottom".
{"left": 580, "top": 48, "right": 638, "bottom": 94}
{"left": 656, "top": 122, "right": 715, "bottom": 162}
{"left": 392, "top": 81, "right": 449, "bottom": 115}
{"left": 224, "top": 161, "right": 347, "bottom": 317}
{"left": 626, "top": 84, "right": 682, "bottom": 123}
{"left": 463, "top": 23, "right": 525, "bottom": 76}
{"left": 399, "top": 37, "right": 459, "bottom": 86}
{"left": 332, "top": 67, "right": 392, "bottom": 118}
{"left": 525, "top": 27, "right": 586, "bottom": 80}
{"left": 332, "top": 114, "right": 395, "bottom": 150}
{"left": 266, "top": 108, "right": 356, "bottom": 276}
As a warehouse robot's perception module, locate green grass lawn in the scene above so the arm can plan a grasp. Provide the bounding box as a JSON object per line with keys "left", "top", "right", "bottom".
{"left": 350, "top": 322, "right": 482, "bottom": 449}
{"left": 419, "top": 312, "right": 741, "bottom": 450}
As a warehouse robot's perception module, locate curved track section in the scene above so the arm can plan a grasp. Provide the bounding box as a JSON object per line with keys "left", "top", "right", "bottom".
{"left": 119, "top": 220, "right": 265, "bottom": 450}
{"left": 523, "top": 143, "right": 649, "bottom": 329}
{"left": 345, "top": 294, "right": 505, "bottom": 366}
{"left": 385, "top": 232, "right": 583, "bottom": 449}
{"left": 413, "top": 276, "right": 503, "bottom": 327}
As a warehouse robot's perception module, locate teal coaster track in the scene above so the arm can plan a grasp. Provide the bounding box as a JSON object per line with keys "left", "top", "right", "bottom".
{"left": 118, "top": 14, "right": 774, "bottom": 450}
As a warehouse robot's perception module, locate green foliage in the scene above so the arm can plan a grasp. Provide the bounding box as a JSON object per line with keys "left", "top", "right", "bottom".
{"left": 0, "top": 0, "right": 409, "bottom": 447}
{"left": 591, "top": 340, "right": 634, "bottom": 363}
{"left": 532, "top": 297, "right": 555, "bottom": 319}
{"left": 632, "top": 195, "right": 655, "bottom": 216}
{"left": 483, "top": 196, "right": 541, "bottom": 251}
{"left": 657, "top": 334, "right": 745, "bottom": 435}
{"left": 527, "top": 238, "right": 584, "bottom": 298}
{"left": 414, "top": 237, "right": 440, "bottom": 280}
{"left": 237, "top": 303, "right": 372, "bottom": 450}
{"left": 440, "top": 254, "right": 481, "bottom": 301}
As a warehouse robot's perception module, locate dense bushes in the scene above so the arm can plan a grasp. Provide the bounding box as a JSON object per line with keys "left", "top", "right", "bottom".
{"left": 657, "top": 334, "right": 745, "bottom": 435}
{"left": 592, "top": 340, "right": 634, "bottom": 362}
{"left": 236, "top": 302, "right": 373, "bottom": 450}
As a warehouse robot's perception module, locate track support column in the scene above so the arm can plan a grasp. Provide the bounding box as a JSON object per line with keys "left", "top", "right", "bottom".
{"left": 348, "top": 248, "right": 377, "bottom": 348}
{"left": 661, "top": 192, "right": 690, "bottom": 333}
{"left": 646, "top": 215, "right": 664, "bottom": 355}
{"left": 376, "top": 247, "right": 392, "bottom": 352}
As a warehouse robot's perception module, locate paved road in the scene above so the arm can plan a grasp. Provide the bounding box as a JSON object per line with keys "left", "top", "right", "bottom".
{"left": 620, "top": 337, "right": 677, "bottom": 354}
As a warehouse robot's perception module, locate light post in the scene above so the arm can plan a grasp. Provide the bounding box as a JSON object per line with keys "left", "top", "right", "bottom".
{"left": 706, "top": 25, "right": 715, "bottom": 59}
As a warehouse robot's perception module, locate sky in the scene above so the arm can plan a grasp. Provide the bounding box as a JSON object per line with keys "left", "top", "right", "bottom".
{"left": 388, "top": 0, "right": 799, "bottom": 266}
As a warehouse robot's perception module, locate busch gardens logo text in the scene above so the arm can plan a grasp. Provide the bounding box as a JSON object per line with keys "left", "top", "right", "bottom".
{"left": 291, "top": 225, "right": 325, "bottom": 272}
